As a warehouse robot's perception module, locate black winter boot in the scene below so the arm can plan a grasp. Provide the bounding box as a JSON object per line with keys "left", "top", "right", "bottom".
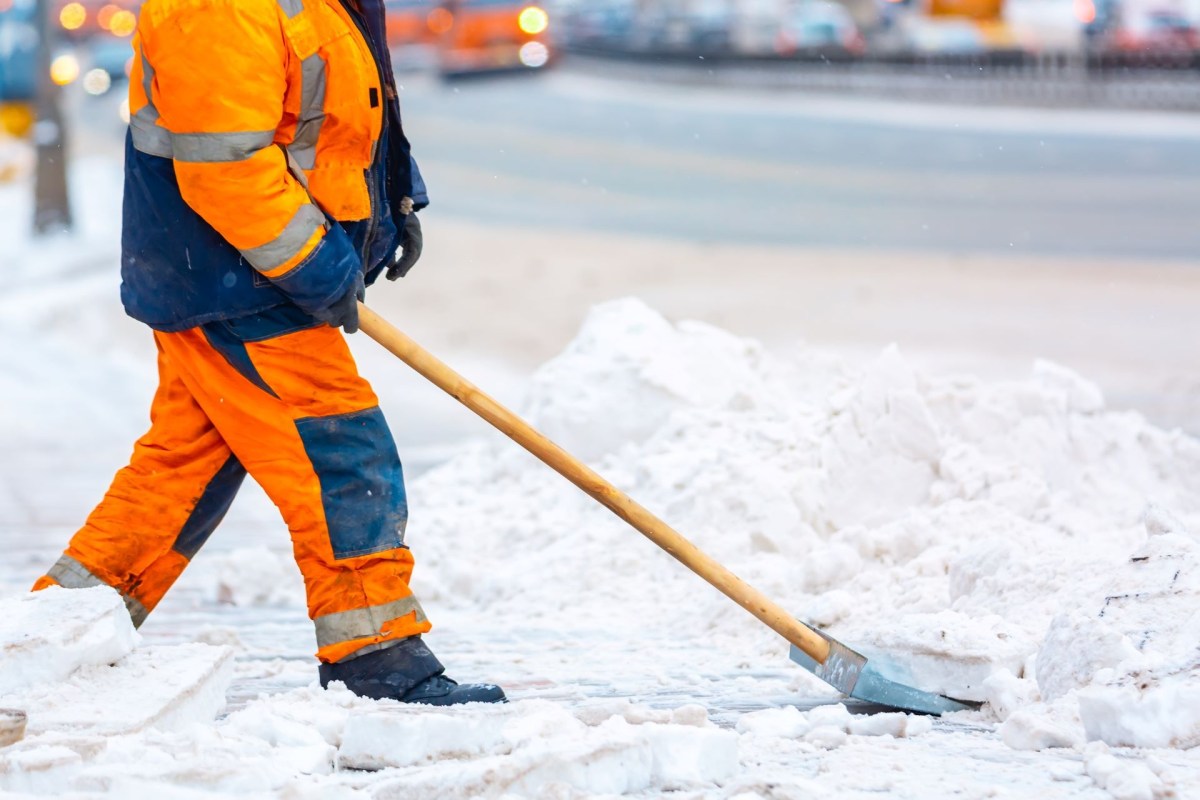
{"left": 319, "top": 635, "right": 506, "bottom": 705}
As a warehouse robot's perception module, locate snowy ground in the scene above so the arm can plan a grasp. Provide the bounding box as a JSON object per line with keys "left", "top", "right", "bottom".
{"left": 1, "top": 137, "right": 1199, "bottom": 798}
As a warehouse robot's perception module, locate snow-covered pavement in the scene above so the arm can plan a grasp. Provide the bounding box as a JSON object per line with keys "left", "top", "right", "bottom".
{"left": 1, "top": 143, "right": 1199, "bottom": 798}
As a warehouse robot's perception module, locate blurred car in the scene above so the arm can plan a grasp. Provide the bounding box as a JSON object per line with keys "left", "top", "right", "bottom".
{"left": 433, "top": 0, "right": 553, "bottom": 77}
{"left": 79, "top": 32, "right": 131, "bottom": 95}
{"left": 1097, "top": 7, "right": 1199, "bottom": 57}
{"left": 774, "top": 1, "right": 865, "bottom": 57}
{"left": 0, "top": 0, "right": 36, "bottom": 136}
{"left": 560, "top": 0, "right": 635, "bottom": 47}
{"left": 54, "top": 0, "right": 139, "bottom": 41}
{"left": 385, "top": 0, "right": 435, "bottom": 48}
{"left": 1003, "top": 0, "right": 1087, "bottom": 53}
{"left": 629, "top": 0, "right": 733, "bottom": 53}
{"left": 874, "top": 16, "right": 989, "bottom": 54}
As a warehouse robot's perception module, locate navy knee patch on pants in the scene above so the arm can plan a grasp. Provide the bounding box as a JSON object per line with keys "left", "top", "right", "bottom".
{"left": 172, "top": 455, "right": 247, "bottom": 560}
{"left": 295, "top": 406, "right": 408, "bottom": 560}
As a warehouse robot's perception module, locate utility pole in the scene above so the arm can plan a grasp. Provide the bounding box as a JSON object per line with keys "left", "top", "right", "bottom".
{"left": 31, "top": 0, "right": 72, "bottom": 235}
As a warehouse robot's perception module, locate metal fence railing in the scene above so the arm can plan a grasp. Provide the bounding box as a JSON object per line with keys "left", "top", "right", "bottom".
{"left": 562, "top": 46, "right": 1200, "bottom": 111}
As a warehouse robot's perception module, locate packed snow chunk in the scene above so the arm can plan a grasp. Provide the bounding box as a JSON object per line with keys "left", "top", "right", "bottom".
{"left": 736, "top": 706, "right": 812, "bottom": 739}
{"left": 0, "top": 586, "right": 137, "bottom": 695}
{"left": 981, "top": 670, "right": 1040, "bottom": 721}
{"left": 574, "top": 699, "right": 711, "bottom": 729}
{"left": 70, "top": 721, "right": 334, "bottom": 794}
{"left": 638, "top": 719, "right": 738, "bottom": 788}
{"left": 846, "top": 712, "right": 933, "bottom": 739}
{"left": 8, "top": 643, "right": 234, "bottom": 736}
{"left": 338, "top": 700, "right": 530, "bottom": 770}
{"left": 1036, "top": 611, "right": 1141, "bottom": 702}
{"left": 523, "top": 298, "right": 784, "bottom": 461}
{"left": 1084, "top": 743, "right": 1171, "bottom": 800}
{"left": 343, "top": 700, "right": 737, "bottom": 795}
{"left": 737, "top": 703, "right": 930, "bottom": 747}
{"left": 843, "top": 612, "right": 1036, "bottom": 703}
{"left": 1067, "top": 514, "right": 1200, "bottom": 749}
{"left": 1078, "top": 676, "right": 1200, "bottom": 750}
{"left": 1000, "top": 707, "right": 1083, "bottom": 751}
{"left": 364, "top": 717, "right": 654, "bottom": 798}
{"left": 0, "top": 743, "right": 85, "bottom": 795}
{"left": 221, "top": 684, "right": 367, "bottom": 750}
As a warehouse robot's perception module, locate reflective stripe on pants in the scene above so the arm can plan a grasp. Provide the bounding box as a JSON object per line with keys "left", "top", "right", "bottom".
{"left": 39, "top": 553, "right": 152, "bottom": 627}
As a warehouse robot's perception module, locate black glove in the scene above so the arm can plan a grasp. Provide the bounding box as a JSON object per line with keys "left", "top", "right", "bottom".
{"left": 386, "top": 213, "right": 423, "bottom": 281}
{"left": 315, "top": 270, "right": 365, "bottom": 334}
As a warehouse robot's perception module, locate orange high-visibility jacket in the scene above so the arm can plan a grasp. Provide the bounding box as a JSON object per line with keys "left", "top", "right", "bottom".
{"left": 121, "top": 0, "right": 427, "bottom": 330}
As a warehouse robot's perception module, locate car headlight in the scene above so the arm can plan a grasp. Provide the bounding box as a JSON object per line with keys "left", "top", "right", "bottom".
{"left": 50, "top": 54, "right": 80, "bottom": 86}
{"left": 518, "top": 6, "right": 548, "bottom": 35}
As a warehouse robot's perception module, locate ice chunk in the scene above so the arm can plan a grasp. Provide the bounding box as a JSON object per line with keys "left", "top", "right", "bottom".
{"left": 4, "top": 643, "right": 233, "bottom": 737}
{"left": 0, "top": 587, "right": 138, "bottom": 695}
{"left": 1036, "top": 612, "right": 1140, "bottom": 702}
{"left": 640, "top": 721, "right": 738, "bottom": 788}
{"left": 1078, "top": 677, "right": 1200, "bottom": 749}
{"left": 1084, "top": 743, "right": 1168, "bottom": 800}
{"left": 1000, "top": 709, "right": 1082, "bottom": 751}
{"left": 341, "top": 700, "right": 736, "bottom": 795}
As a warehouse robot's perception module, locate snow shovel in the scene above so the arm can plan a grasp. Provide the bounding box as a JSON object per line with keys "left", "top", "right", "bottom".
{"left": 358, "top": 303, "right": 977, "bottom": 715}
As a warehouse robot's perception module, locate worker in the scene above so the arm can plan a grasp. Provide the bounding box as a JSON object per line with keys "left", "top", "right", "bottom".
{"left": 31, "top": 0, "right": 504, "bottom": 706}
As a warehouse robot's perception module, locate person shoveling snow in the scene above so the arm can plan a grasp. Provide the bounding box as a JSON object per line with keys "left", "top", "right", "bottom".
{"left": 28, "top": 0, "right": 503, "bottom": 706}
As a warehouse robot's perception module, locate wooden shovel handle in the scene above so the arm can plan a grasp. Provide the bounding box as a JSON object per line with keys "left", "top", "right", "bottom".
{"left": 358, "top": 303, "right": 832, "bottom": 665}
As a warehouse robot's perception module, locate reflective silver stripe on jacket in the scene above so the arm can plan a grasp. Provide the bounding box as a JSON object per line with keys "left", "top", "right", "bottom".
{"left": 171, "top": 130, "right": 277, "bottom": 164}
{"left": 45, "top": 554, "right": 151, "bottom": 628}
{"left": 129, "top": 50, "right": 173, "bottom": 158}
{"left": 289, "top": 54, "right": 327, "bottom": 171}
{"left": 240, "top": 203, "right": 326, "bottom": 272}
{"left": 313, "top": 595, "right": 427, "bottom": 650}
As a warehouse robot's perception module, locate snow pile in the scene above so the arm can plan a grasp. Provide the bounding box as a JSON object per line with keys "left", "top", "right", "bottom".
{"left": 2, "top": 297, "right": 1198, "bottom": 795}
{"left": 407, "top": 299, "right": 1200, "bottom": 749}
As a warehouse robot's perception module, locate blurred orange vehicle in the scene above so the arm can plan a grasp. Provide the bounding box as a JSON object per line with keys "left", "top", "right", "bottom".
{"left": 431, "top": 0, "right": 552, "bottom": 77}
{"left": 385, "top": 0, "right": 436, "bottom": 48}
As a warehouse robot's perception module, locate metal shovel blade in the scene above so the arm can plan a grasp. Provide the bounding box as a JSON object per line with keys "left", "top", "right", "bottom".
{"left": 788, "top": 630, "right": 979, "bottom": 716}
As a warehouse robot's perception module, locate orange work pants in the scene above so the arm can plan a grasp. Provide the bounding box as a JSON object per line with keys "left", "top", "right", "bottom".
{"left": 33, "top": 309, "right": 431, "bottom": 663}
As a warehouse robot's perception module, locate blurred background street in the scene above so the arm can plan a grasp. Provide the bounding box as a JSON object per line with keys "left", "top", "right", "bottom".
{"left": 2, "top": 0, "right": 1200, "bottom": 443}
{"left": 3, "top": 0, "right": 1199, "bottom": 438}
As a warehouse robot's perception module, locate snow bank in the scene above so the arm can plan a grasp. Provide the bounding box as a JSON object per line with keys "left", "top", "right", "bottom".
{"left": 193, "top": 298, "right": 1199, "bottom": 758}
{"left": 2, "top": 296, "right": 1198, "bottom": 795}
{"left": 406, "top": 299, "right": 1199, "bottom": 749}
